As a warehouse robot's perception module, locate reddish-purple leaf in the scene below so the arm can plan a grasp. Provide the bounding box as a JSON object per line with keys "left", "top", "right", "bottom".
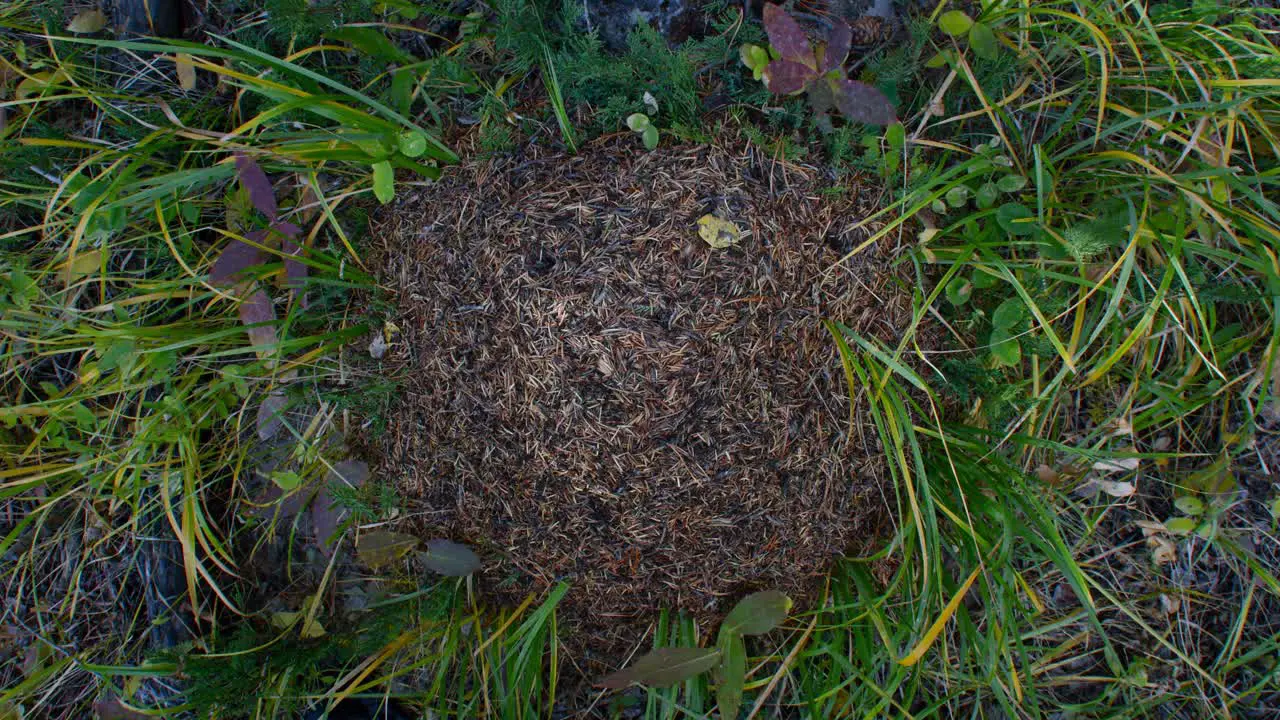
{"left": 822, "top": 19, "right": 851, "bottom": 73}
{"left": 830, "top": 78, "right": 897, "bottom": 126}
{"left": 763, "top": 4, "right": 815, "bottom": 68}
{"left": 763, "top": 60, "right": 815, "bottom": 95}
{"left": 210, "top": 234, "right": 266, "bottom": 286}
{"left": 235, "top": 152, "right": 277, "bottom": 221}
{"left": 256, "top": 391, "right": 287, "bottom": 441}
{"left": 238, "top": 286, "right": 278, "bottom": 353}
{"left": 312, "top": 459, "right": 369, "bottom": 554}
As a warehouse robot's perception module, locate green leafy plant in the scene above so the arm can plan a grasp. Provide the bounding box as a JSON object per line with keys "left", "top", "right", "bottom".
{"left": 626, "top": 112, "right": 660, "bottom": 150}
{"left": 746, "top": 3, "right": 897, "bottom": 127}
{"left": 597, "top": 590, "right": 791, "bottom": 717}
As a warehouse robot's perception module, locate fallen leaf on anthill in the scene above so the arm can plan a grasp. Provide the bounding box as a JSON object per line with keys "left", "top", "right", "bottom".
{"left": 1150, "top": 536, "right": 1176, "bottom": 566}
{"left": 358, "top": 530, "right": 419, "bottom": 568}
{"left": 422, "top": 539, "right": 481, "bottom": 576}
{"left": 327, "top": 459, "right": 370, "bottom": 487}
{"left": 697, "top": 214, "right": 741, "bottom": 249}
{"left": 723, "top": 589, "right": 792, "bottom": 635}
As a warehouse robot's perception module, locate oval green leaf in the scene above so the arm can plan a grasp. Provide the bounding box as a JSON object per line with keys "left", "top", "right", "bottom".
{"left": 989, "top": 326, "right": 1021, "bottom": 367}
{"left": 724, "top": 589, "right": 792, "bottom": 635}
{"left": 597, "top": 647, "right": 721, "bottom": 689}
{"left": 1174, "top": 496, "right": 1205, "bottom": 517}
{"left": 991, "top": 297, "right": 1025, "bottom": 329}
{"left": 938, "top": 10, "right": 973, "bottom": 37}
{"left": 626, "top": 113, "right": 650, "bottom": 131}
{"left": 996, "top": 174, "right": 1028, "bottom": 193}
{"left": 975, "top": 182, "right": 998, "bottom": 209}
{"left": 995, "top": 202, "right": 1037, "bottom": 236}
{"left": 969, "top": 21, "right": 998, "bottom": 59}
{"left": 714, "top": 628, "right": 746, "bottom": 720}
{"left": 1165, "top": 516, "right": 1197, "bottom": 536}
{"left": 642, "top": 124, "right": 659, "bottom": 151}
{"left": 423, "top": 538, "right": 482, "bottom": 576}
{"left": 372, "top": 161, "right": 395, "bottom": 205}
{"left": 885, "top": 122, "right": 906, "bottom": 151}
{"left": 946, "top": 185, "right": 970, "bottom": 209}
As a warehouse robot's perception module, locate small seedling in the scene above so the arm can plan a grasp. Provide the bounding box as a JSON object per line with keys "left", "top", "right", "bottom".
{"left": 596, "top": 590, "right": 792, "bottom": 718}
{"left": 745, "top": 4, "right": 897, "bottom": 127}
{"left": 626, "top": 113, "right": 660, "bottom": 150}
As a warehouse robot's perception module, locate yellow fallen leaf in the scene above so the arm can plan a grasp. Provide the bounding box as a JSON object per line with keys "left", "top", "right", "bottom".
{"left": 697, "top": 214, "right": 741, "bottom": 249}
{"left": 60, "top": 248, "right": 102, "bottom": 286}
{"left": 67, "top": 9, "right": 108, "bottom": 34}
{"left": 15, "top": 70, "right": 68, "bottom": 101}
{"left": 898, "top": 564, "right": 981, "bottom": 666}
{"left": 271, "top": 610, "right": 326, "bottom": 638}
{"left": 174, "top": 54, "right": 196, "bottom": 91}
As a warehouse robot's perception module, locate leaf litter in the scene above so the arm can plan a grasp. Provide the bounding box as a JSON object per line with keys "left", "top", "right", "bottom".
{"left": 366, "top": 135, "right": 922, "bottom": 659}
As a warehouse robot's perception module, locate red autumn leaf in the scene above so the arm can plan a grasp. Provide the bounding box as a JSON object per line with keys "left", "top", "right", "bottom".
{"left": 763, "top": 60, "right": 816, "bottom": 95}
{"left": 210, "top": 231, "right": 267, "bottom": 286}
{"left": 256, "top": 391, "right": 287, "bottom": 441}
{"left": 763, "top": 4, "right": 815, "bottom": 68}
{"left": 822, "top": 19, "right": 851, "bottom": 73}
{"left": 312, "top": 459, "right": 369, "bottom": 554}
{"left": 830, "top": 77, "right": 897, "bottom": 126}
{"left": 238, "top": 286, "right": 278, "bottom": 353}
{"left": 235, "top": 152, "right": 277, "bottom": 221}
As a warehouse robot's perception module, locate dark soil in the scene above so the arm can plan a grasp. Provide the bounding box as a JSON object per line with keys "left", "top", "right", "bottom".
{"left": 367, "top": 135, "right": 915, "bottom": 659}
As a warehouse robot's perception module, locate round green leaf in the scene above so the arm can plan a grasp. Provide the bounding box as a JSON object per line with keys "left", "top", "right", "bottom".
{"left": 969, "top": 22, "right": 998, "bottom": 59}
{"left": 991, "top": 297, "right": 1025, "bottom": 329}
{"left": 626, "top": 113, "right": 650, "bottom": 131}
{"left": 1165, "top": 516, "right": 1197, "bottom": 535}
{"left": 371, "top": 161, "right": 395, "bottom": 205}
{"left": 946, "top": 276, "right": 973, "bottom": 306}
{"left": 724, "top": 590, "right": 792, "bottom": 635}
{"left": 939, "top": 10, "right": 973, "bottom": 37}
{"left": 398, "top": 131, "right": 428, "bottom": 158}
{"left": 997, "top": 174, "right": 1029, "bottom": 193}
{"left": 1174, "top": 496, "right": 1205, "bottom": 517}
{"left": 995, "top": 202, "right": 1037, "bottom": 236}
{"left": 989, "top": 326, "right": 1021, "bottom": 367}
{"left": 642, "top": 124, "right": 660, "bottom": 151}
{"left": 931, "top": 198, "right": 947, "bottom": 214}
{"left": 975, "top": 182, "right": 998, "bottom": 209}
{"left": 946, "top": 185, "right": 970, "bottom": 209}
